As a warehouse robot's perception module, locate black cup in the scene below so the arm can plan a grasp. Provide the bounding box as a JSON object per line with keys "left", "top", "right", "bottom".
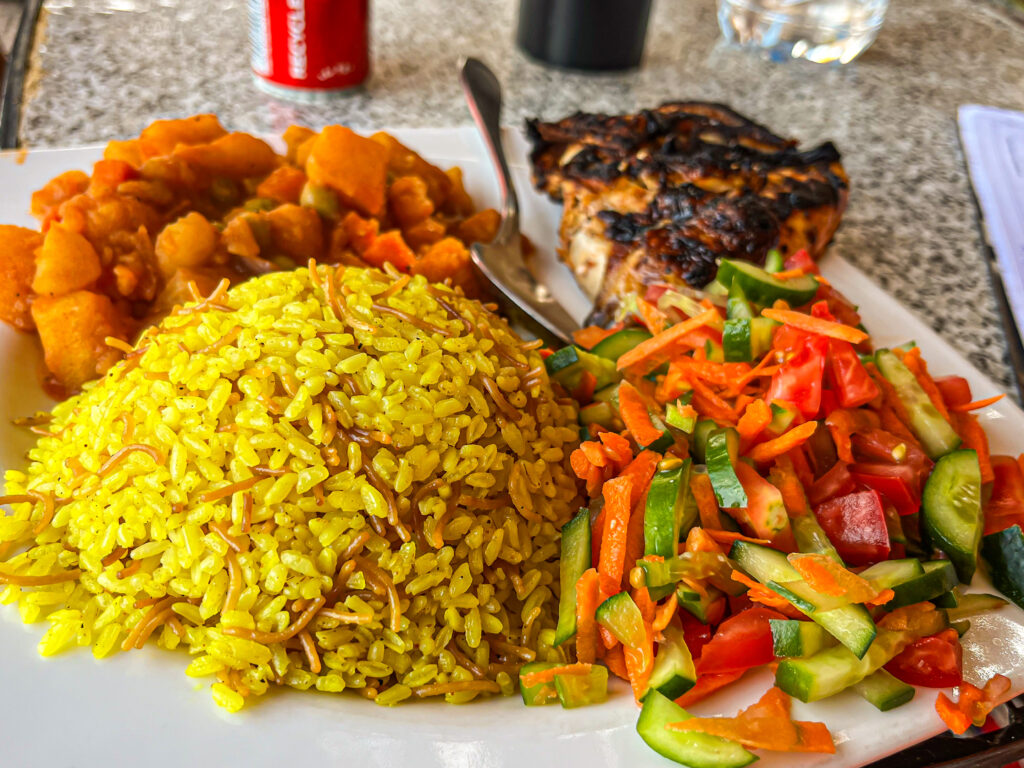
{"left": 516, "top": 0, "right": 653, "bottom": 71}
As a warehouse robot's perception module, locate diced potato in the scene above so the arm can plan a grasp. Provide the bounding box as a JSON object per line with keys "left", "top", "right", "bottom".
{"left": 155, "top": 212, "right": 219, "bottom": 276}
{"left": 306, "top": 126, "right": 388, "bottom": 217}
{"left": 0, "top": 225, "right": 43, "bottom": 330}
{"left": 32, "top": 225, "right": 102, "bottom": 296}
{"left": 173, "top": 133, "right": 280, "bottom": 179}
{"left": 361, "top": 230, "right": 415, "bottom": 272}
{"left": 388, "top": 176, "right": 434, "bottom": 227}
{"left": 31, "top": 291, "right": 127, "bottom": 391}
{"left": 154, "top": 267, "right": 231, "bottom": 313}
{"left": 83, "top": 195, "right": 160, "bottom": 246}
{"left": 370, "top": 132, "right": 452, "bottom": 207}
{"left": 139, "top": 114, "right": 227, "bottom": 157}
{"left": 454, "top": 209, "right": 501, "bottom": 245}
{"left": 402, "top": 217, "right": 447, "bottom": 252}
{"left": 412, "top": 237, "right": 481, "bottom": 297}
{"left": 283, "top": 125, "right": 316, "bottom": 165}
{"left": 256, "top": 166, "right": 307, "bottom": 204}
{"left": 265, "top": 204, "right": 324, "bottom": 263}
{"left": 221, "top": 216, "right": 261, "bottom": 259}
{"left": 443, "top": 167, "right": 475, "bottom": 217}
{"left": 103, "top": 140, "right": 145, "bottom": 168}
{"left": 340, "top": 211, "right": 379, "bottom": 254}
{"left": 30, "top": 170, "right": 89, "bottom": 222}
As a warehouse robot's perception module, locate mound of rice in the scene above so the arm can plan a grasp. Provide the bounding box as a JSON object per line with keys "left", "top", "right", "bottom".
{"left": 0, "top": 264, "right": 581, "bottom": 709}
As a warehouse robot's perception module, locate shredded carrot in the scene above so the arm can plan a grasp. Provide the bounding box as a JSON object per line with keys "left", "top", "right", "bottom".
{"left": 707, "top": 530, "right": 771, "bottom": 546}
{"left": 769, "top": 456, "right": 811, "bottom": 516}
{"left": 690, "top": 473, "right": 724, "bottom": 531}
{"left": 617, "top": 450, "right": 662, "bottom": 509}
{"left": 747, "top": 421, "right": 818, "bottom": 464}
{"left": 598, "top": 476, "right": 634, "bottom": 599}
{"left": 737, "top": 399, "right": 772, "bottom": 442}
{"left": 599, "top": 431, "right": 633, "bottom": 465}
{"left": 573, "top": 324, "right": 620, "bottom": 350}
{"left": 730, "top": 570, "right": 796, "bottom": 611}
{"left": 762, "top": 308, "right": 868, "bottom": 344}
{"left": 652, "top": 593, "right": 678, "bottom": 633}
{"left": 575, "top": 568, "right": 600, "bottom": 664}
{"left": 788, "top": 553, "right": 893, "bottom": 605}
{"left": 951, "top": 393, "right": 1005, "bottom": 412}
{"left": 637, "top": 298, "right": 669, "bottom": 335}
{"left": 936, "top": 692, "right": 973, "bottom": 734}
{"left": 624, "top": 626, "right": 655, "bottom": 702}
{"left": 734, "top": 352, "right": 780, "bottom": 392}
{"left": 685, "top": 526, "right": 725, "bottom": 554}
{"left": 668, "top": 687, "right": 835, "bottom": 753}
{"left": 957, "top": 412, "right": 995, "bottom": 485}
{"left": 519, "top": 662, "right": 593, "bottom": 688}
{"left": 624, "top": 490, "right": 650, "bottom": 590}
{"left": 619, "top": 382, "right": 665, "bottom": 447}
{"left": 902, "top": 348, "right": 953, "bottom": 422}
{"left": 772, "top": 267, "right": 808, "bottom": 281}
{"left": 691, "top": 378, "right": 738, "bottom": 425}
{"left": 618, "top": 308, "right": 720, "bottom": 375}
{"left": 604, "top": 644, "right": 629, "bottom": 680}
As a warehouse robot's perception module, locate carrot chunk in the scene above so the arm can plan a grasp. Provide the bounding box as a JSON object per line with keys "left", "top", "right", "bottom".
{"left": 747, "top": 421, "right": 819, "bottom": 464}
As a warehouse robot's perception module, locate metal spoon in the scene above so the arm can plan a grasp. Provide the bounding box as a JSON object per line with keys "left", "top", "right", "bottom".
{"left": 459, "top": 57, "right": 578, "bottom": 347}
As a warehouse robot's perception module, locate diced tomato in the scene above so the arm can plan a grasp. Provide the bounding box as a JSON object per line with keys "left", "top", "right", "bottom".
{"left": 766, "top": 334, "right": 829, "bottom": 419}
{"left": 812, "top": 283, "right": 863, "bottom": 329}
{"left": 884, "top": 629, "right": 962, "bottom": 688}
{"left": 983, "top": 455, "right": 1024, "bottom": 535}
{"left": 680, "top": 611, "right": 714, "bottom": 661}
{"left": 850, "top": 463, "right": 921, "bottom": 517}
{"left": 808, "top": 461, "right": 856, "bottom": 506}
{"left": 826, "top": 340, "right": 879, "bottom": 408}
{"left": 851, "top": 429, "right": 933, "bottom": 496}
{"left": 783, "top": 248, "right": 817, "bottom": 274}
{"left": 772, "top": 324, "right": 808, "bottom": 354}
{"left": 934, "top": 376, "right": 972, "bottom": 410}
{"left": 813, "top": 489, "right": 891, "bottom": 565}
{"left": 675, "top": 670, "right": 746, "bottom": 708}
{"left": 819, "top": 389, "right": 841, "bottom": 418}
{"left": 695, "top": 606, "right": 786, "bottom": 675}
{"left": 644, "top": 284, "right": 671, "bottom": 304}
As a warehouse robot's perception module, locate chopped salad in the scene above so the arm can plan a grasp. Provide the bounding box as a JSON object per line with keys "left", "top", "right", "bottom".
{"left": 521, "top": 249, "right": 1022, "bottom": 765}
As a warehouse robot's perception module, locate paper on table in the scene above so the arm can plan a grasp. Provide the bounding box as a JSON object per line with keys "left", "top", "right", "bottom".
{"left": 958, "top": 105, "right": 1024, "bottom": 334}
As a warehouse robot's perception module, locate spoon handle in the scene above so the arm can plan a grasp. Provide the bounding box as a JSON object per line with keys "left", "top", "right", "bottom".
{"left": 460, "top": 57, "right": 519, "bottom": 242}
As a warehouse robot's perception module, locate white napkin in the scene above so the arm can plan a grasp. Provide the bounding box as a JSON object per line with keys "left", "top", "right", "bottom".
{"left": 958, "top": 105, "right": 1024, "bottom": 333}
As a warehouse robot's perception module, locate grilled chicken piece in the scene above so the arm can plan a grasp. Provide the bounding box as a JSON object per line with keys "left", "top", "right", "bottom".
{"left": 527, "top": 103, "right": 848, "bottom": 325}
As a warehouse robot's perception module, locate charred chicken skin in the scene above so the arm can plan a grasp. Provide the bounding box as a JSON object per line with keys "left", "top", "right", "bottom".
{"left": 527, "top": 102, "right": 848, "bottom": 325}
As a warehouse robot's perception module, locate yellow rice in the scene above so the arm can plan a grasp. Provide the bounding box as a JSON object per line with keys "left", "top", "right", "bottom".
{"left": 0, "top": 264, "right": 581, "bottom": 709}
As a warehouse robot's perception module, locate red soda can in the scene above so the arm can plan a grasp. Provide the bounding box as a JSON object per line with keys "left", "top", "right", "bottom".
{"left": 248, "top": 0, "right": 370, "bottom": 101}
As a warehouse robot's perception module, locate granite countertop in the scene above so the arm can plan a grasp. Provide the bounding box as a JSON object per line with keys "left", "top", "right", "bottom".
{"left": 13, "top": 0, "right": 1024, "bottom": 391}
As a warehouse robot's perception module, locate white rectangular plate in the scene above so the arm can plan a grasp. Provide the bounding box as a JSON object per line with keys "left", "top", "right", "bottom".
{"left": 1, "top": 127, "right": 1023, "bottom": 768}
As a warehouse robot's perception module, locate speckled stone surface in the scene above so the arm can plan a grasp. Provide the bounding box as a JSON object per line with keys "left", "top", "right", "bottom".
{"left": 15, "top": 0, "right": 1024, "bottom": 391}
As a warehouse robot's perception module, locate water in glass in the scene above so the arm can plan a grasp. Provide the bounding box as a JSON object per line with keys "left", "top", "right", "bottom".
{"left": 717, "top": 0, "right": 889, "bottom": 64}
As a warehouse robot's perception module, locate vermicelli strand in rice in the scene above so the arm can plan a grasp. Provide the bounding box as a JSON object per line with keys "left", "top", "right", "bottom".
{"left": 0, "top": 265, "right": 581, "bottom": 709}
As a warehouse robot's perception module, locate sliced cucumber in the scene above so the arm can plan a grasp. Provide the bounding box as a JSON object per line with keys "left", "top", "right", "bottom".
{"left": 717, "top": 258, "right": 819, "bottom": 306}
{"left": 875, "top": 350, "right": 961, "bottom": 460}
{"left": 677, "top": 582, "right": 726, "bottom": 624}
{"left": 595, "top": 592, "right": 645, "bottom": 648}
{"left": 645, "top": 459, "right": 694, "bottom": 561}
{"left": 646, "top": 625, "right": 697, "bottom": 700}
{"left": 945, "top": 592, "right": 1007, "bottom": 621}
{"left": 723, "top": 319, "right": 752, "bottom": 363}
{"left": 730, "top": 541, "right": 877, "bottom": 657}
{"left": 727, "top": 279, "right": 755, "bottom": 321}
{"left": 887, "top": 560, "right": 958, "bottom": 608}
{"left": 691, "top": 420, "right": 718, "bottom": 464}
{"left": 590, "top": 327, "right": 652, "bottom": 361}
{"left": 749, "top": 317, "right": 778, "bottom": 359}
{"left": 931, "top": 590, "right": 958, "bottom": 608}
{"left": 519, "top": 661, "right": 561, "bottom": 705}
{"left": 554, "top": 664, "right": 609, "bottom": 708}
{"left": 578, "top": 401, "right": 618, "bottom": 429}
{"left": 544, "top": 345, "right": 620, "bottom": 392}
{"left": 858, "top": 558, "right": 925, "bottom": 590}
{"left": 764, "top": 249, "right": 785, "bottom": 274}
{"left": 770, "top": 619, "right": 834, "bottom": 658}
{"left": 791, "top": 513, "right": 843, "bottom": 564}
{"left": 982, "top": 524, "right": 1024, "bottom": 609}
{"left": 852, "top": 669, "right": 916, "bottom": 712}
{"left": 776, "top": 629, "right": 911, "bottom": 703}
{"left": 636, "top": 690, "right": 757, "bottom": 768}
{"left": 553, "top": 508, "right": 591, "bottom": 646}
{"left": 766, "top": 400, "right": 799, "bottom": 437}
{"left": 706, "top": 428, "right": 746, "bottom": 508}
{"left": 922, "top": 450, "right": 983, "bottom": 583}
{"left": 665, "top": 401, "right": 697, "bottom": 434}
